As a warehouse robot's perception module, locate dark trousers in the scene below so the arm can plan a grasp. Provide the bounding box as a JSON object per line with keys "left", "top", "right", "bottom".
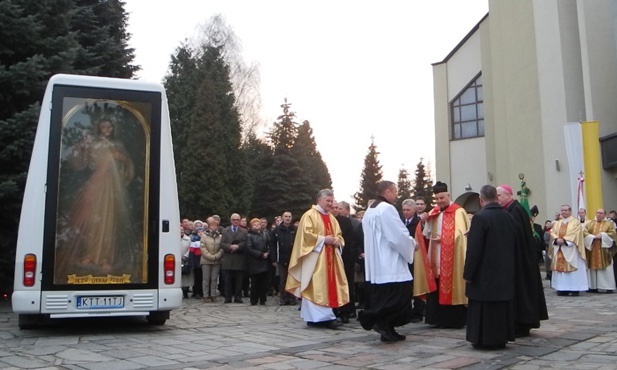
{"left": 338, "top": 258, "right": 356, "bottom": 316}
{"left": 192, "top": 267, "right": 203, "bottom": 297}
{"left": 224, "top": 270, "right": 244, "bottom": 302}
{"left": 250, "top": 271, "right": 269, "bottom": 305}
{"left": 277, "top": 263, "right": 296, "bottom": 304}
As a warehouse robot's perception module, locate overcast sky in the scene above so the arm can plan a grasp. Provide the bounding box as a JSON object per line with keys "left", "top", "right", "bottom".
{"left": 125, "top": 0, "right": 489, "bottom": 205}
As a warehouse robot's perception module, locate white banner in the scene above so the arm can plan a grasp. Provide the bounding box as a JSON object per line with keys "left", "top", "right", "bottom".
{"left": 563, "top": 123, "right": 584, "bottom": 211}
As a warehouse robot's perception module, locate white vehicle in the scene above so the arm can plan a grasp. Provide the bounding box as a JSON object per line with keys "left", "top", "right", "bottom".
{"left": 12, "top": 74, "right": 182, "bottom": 329}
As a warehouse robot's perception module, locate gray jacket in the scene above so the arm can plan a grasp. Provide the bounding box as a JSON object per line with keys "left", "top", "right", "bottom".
{"left": 220, "top": 226, "right": 248, "bottom": 270}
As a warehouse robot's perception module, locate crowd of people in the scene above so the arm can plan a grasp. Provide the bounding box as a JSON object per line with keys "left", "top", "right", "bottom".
{"left": 178, "top": 181, "right": 617, "bottom": 349}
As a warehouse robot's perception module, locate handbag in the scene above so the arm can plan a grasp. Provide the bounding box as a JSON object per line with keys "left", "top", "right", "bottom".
{"left": 181, "top": 263, "right": 191, "bottom": 275}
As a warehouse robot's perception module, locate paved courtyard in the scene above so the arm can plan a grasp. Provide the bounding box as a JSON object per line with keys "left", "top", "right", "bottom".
{"left": 1, "top": 278, "right": 617, "bottom": 369}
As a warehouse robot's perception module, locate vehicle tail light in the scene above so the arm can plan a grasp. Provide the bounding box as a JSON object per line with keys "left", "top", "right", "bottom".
{"left": 164, "top": 254, "right": 175, "bottom": 285}
{"left": 23, "top": 254, "right": 37, "bottom": 287}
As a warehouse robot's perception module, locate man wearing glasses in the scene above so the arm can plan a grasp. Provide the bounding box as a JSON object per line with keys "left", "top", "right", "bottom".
{"left": 221, "top": 213, "right": 249, "bottom": 303}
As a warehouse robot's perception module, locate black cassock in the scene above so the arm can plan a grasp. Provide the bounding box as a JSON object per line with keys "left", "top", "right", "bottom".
{"left": 505, "top": 200, "right": 549, "bottom": 334}
{"left": 464, "top": 202, "right": 516, "bottom": 347}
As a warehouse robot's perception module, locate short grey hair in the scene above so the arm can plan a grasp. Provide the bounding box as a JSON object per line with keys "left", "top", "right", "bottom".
{"left": 317, "top": 189, "right": 334, "bottom": 201}
{"left": 402, "top": 199, "right": 416, "bottom": 208}
{"left": 339, "top": 201, "right": 351, "bottom": 212}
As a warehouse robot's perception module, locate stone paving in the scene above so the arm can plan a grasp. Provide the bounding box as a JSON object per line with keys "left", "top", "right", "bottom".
{"left": 1, "top": 278, "right": 617, "bottom": 369}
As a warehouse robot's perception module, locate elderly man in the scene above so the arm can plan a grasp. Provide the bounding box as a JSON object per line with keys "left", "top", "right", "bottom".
{"left": 401, "top": 199, "right": 431, "bottom": 323}
{"left": 496, "top": 185, "right": 548, "bottom": 337}
{"left": 332, "top": 200, "right": 357, "bottom": 323}
{"left": 550, "top": 205, "right": 588, "bottom": 296}
{"left": 584, "top": 209, "right": 617, "bottom": 293}
{"left": 220, "top": 213, "right": 248, "bottom": 303}
{"left": 286, "top": 189, "right": 349, "bottom": 329}
{"left": 422, "top": 181, "right": 469, "bottom": 329}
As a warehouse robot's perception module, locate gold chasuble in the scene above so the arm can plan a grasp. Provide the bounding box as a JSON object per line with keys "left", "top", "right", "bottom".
{"left": 426, "top": 203, "right": 469, "bottom": 306}
{"left": 551, "top": 216, "right": 584, "bottom": 272}
{"left": 413, "top": 222, "right": 436, "bottom": 298}
{"left": 285, "top": 206, "right": 349, "bottom": 308}
{"left": 584, "top": 219, "right": 617, "bottom": 270}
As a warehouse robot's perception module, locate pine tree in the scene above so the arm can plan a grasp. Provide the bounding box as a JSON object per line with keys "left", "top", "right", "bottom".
{"left": 293, "top": 120, "right": 332, "bottom": 192}
{"left": 72, "top": 0, "right": 138, "bottom": 77}
{"left": 353, "top": 137, "right": 383, "bottom": 212}
{"left": 396, "top": 167, "right": 413, "bottom": 210}
{"left": 0, "top": 0, "right": 138, "bottom": 292}
{"left": 266, "top": 99, "right": 308, "bottom": 217}
{"left": 167, "top": 44, "right": 246, "bottom": 220}
{"left": 413, "top": 158, "right": 433, "bottom": 207}
{"left": 244, "top": 132, "right": 275, "bottom": 219}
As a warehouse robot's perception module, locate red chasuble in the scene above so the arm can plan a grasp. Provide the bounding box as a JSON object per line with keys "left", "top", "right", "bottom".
{"left": 319, "top": 212, "right": 339, "bottom": 308}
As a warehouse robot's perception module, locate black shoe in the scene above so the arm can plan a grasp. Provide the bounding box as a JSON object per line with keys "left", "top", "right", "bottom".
{"left": 224, "top": 299, "right": 232, "bottom": 303}
{"left": 570, "top": 291, "right": 579, "bottom": 296}
{"left": 587, "top": 289, "right": 599, "bottom": 293}
{"left": 410, "top": 314, "right": 423, "bottom": 323}
{"left": 250, "top": 303, "right": 257, "bottom": 306}
{"left": 260, "top": 302, "right": 266, "bottom": 305}
{"left": 606, "top": 290, "right": 613, "bottom": 294}
{"left": 307, "top": 320, "right": 341, "bottom": 330}
{"left": 556, "top": 291, "right": 566, "bottom": 296}
{"left": 349, "top": 312, "right": 357, "bottom": 319}
{"left": 391, "top": 329, "right": 406, "bottom": 341}
{"left": 341, "top": 314, "right": 350, "bottom": 324}
{"left": 373, "top": 325, "right": 399, "bottom": 342}
{"left": 380, "top": 334, "right": 398, "bottom": 343}
{"left": 234, "top": 298, "right": 243, "bottom": 303}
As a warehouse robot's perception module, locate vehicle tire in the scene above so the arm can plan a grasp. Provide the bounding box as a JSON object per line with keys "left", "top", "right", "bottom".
{"left": 146, "top": 310, "right": 169, "bottom": 325}
{"left": 18, "top": 314, "right": 43, "bottom": 330}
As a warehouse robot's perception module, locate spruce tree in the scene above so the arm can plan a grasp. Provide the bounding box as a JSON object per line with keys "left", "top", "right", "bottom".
{"left": 244, "top": 132, "right": 275, "bottom": 219}
{"left": 266, "top": 99, "right": 307, "bottom": 217}
{"left": 413, "top": 158, "right": 433, "bottom": 208}
{"left": 353, "top": 137, "right": 383, "bottom": 212}
{"left": 171, "top": 45, "right": 245, "bottom": 220}
{"left": 396, "top": 167, "right": 413, "bottom": 210}
{"left": 0, "top": 0, "right": 138, "bottom": 292}
{"left": 293, "top": 120, "right": 332, "bottom": 194}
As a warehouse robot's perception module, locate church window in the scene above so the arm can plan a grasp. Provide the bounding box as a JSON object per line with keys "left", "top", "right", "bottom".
{"left": 451, "top": 73, "right": 484, "bottom": 140}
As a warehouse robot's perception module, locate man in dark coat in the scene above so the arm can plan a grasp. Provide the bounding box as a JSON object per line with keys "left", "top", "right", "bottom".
{"left": 333, "top": 201, "right": 357, "bottom": 323}
{"left": 464, "top": 185, "right": 516, "bottom": 349}
{"left": 401, "top": 198, "right": 424, "bottom": 323}
{"left": 497, "top": 185, "right": 549, "bottom": 337}
{"left": 220, "top": 213, "right": 249, "bottom": 303}
{"left": 269, "top": 211, "right": 297, "bottom": 305}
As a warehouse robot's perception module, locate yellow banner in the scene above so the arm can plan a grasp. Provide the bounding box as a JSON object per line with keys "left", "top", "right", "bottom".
{"left": 581, "top": 121, "right": 603, "bottom": 213}
{"left": 66, "top": 274, "right": 132, "bottom": 284}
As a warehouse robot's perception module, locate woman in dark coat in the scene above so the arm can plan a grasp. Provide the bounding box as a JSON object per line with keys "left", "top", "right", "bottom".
{"left": 246, "top": 218, "right": 272, "bottom": 305}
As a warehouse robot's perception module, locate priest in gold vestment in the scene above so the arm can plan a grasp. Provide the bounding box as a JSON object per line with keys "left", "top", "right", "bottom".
{"left": 584, "top": 209, "right": 617, "bottom": 292}
{"left": 286, "top": 189, "right": 349, "bottom": 329}
{"left": 550, "top": 205, "right": 588, "bottom": 296}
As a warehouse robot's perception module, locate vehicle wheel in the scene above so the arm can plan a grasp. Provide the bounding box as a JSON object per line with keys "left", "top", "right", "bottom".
{"left": 18, "top": 314, "right": 43, "bottom": 330}
{"left": 146, "top": 310, "right": 169, "bottom": 325}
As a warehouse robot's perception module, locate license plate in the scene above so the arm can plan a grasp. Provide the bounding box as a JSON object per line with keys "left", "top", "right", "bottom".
{"left": 76, "top": 296, "right": 125, "bottom": 309}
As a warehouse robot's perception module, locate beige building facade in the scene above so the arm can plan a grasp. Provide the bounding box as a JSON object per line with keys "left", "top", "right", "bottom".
{"left": 432, "top": 0, "right": 617, "bottom": 220}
